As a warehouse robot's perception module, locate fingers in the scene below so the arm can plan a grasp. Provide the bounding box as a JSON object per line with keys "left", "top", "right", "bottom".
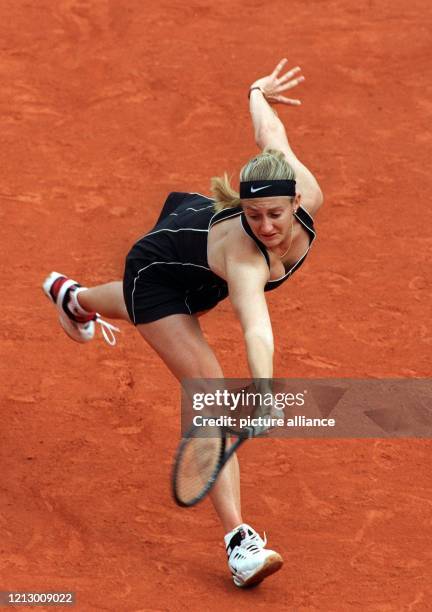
{"left": 270, "top": 95, "right": 302, "bottom": 106}
{"left": 271, "top": 57, "right": 288, "bottom": 78}
{"left": 277, "top": 65, "right": 302, "bottom": 85}
{"left": 272, "top": 59, "right": 304, "bottom": 82}
{"left": 274, "top": 75, "right": 305, "bottom": 93}
{"left": 264, "top": 58, "right": 305, "bottom": 106}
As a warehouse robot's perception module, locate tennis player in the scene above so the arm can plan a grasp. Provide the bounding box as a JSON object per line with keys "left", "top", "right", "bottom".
{"left": 43, "top": 58, "right": 323, "bottom": 588}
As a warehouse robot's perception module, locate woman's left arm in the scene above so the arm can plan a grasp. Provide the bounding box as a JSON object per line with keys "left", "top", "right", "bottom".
{"left": 248, "top": 58, "right": 324, "bottom": 217}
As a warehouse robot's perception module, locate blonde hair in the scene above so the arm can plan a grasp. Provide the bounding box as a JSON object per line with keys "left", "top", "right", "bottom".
{"left": 211, "top": 148, "right": 296, "bottom": 212}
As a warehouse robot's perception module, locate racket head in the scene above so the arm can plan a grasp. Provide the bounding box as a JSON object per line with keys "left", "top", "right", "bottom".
{"left": 172, "top": 425, "right": 226, "bottom": 507}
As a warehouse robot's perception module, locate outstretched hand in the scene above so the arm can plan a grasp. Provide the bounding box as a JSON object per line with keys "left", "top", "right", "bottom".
{"left": 250, "top": 58, "right": 305, "bottom": 105}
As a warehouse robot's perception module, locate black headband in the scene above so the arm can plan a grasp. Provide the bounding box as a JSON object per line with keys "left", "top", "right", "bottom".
{"left": 240, "top": 179, "right": 296, "bottom": 199}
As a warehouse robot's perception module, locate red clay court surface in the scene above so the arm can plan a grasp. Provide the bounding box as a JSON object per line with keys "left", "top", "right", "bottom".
{"left": 1, "top": 1, "right": 431, "bottom": 610}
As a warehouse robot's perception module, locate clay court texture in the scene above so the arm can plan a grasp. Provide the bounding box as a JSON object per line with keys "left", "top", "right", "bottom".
{"left": 1, "top": 0, "right": 431, "bottom": 610}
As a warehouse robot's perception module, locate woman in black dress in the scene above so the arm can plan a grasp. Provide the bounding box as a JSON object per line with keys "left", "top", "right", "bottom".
{"left": 43, "top": 58, "right": 323, "bottom": 588}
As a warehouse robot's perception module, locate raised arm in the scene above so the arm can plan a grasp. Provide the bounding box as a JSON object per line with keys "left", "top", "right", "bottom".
{"left": 248, "top": 58, "right": 323, "bottom": 216}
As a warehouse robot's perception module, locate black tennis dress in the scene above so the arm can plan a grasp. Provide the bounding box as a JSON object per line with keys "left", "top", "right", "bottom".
{"left": 123, "top": 192, "right": 316, "bottom": 325}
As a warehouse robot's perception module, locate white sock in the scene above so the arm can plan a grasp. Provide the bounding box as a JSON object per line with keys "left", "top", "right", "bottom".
{"left": 68, "top": 286, "right": 95, "bottom": 317}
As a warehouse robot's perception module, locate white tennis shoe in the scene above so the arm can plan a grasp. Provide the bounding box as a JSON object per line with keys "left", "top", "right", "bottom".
{"left": 224, "top": 523, "right": 283, "bottom": 588}
{"left": 42, "top": 271, "right": 119, "bottom": 346}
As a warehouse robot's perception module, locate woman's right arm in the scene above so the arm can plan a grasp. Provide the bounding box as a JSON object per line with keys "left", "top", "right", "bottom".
{"left": 248, "top": 59, "right": 323, "bottom": 216}
{"left": 224, "top": 246, "right": 274, "bottom": 381}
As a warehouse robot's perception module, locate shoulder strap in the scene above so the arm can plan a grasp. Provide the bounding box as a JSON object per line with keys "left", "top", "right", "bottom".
{"left": 295, "top": 206, "right": 316, "bottom": 240}
{"left": 208, "top": 205, "right": 243, "bottom": 229}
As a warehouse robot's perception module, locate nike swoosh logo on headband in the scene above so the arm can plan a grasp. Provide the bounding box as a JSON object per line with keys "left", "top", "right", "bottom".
{"left": 250, "top": 185, "right": 271, "bottom": 193}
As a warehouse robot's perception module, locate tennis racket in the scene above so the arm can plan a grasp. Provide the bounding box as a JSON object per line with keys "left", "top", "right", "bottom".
{"left": 172, "top": 424, "right": 257, "bottom": 507}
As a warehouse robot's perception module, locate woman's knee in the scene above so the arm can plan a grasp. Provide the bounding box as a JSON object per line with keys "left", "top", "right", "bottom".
{"left": 137, "top": 315, "right": 223, "bottom": 379}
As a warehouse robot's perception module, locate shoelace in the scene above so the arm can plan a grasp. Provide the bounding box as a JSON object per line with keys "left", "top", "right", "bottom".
{"left": 95, "top": 315, "right": 121, "bottom": 346}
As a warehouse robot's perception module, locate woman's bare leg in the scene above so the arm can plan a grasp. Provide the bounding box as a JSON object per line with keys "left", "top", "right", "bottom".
{"left": 77, "top": 281, "right": 130, "bottom": 321}
{"left": 137, "top": 314, "right": 242, "bottom": 533}
{"left": 70, "top": 284, "right": 242, "bottom": 531}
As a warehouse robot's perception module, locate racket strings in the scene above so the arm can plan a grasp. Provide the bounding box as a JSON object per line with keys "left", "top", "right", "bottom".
{"left": 175, "top": 432, "right": 223, "bottom": 505}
